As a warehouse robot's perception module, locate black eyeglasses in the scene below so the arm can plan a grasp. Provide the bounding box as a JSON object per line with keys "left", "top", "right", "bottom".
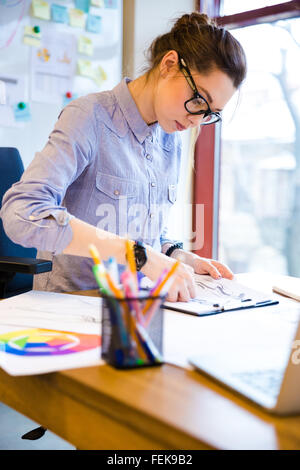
{"left": 178, "top": 55, "right": 221, "bottom": 126}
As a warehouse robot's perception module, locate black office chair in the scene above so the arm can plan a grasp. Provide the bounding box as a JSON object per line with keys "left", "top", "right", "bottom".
{"left": 0, "top": 147, "right": 52, "bottom": 298}
{"left": 0, "top": 147, "right": 52, "bottom": 440}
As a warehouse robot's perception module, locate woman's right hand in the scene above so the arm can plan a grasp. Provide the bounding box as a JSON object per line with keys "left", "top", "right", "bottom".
{"left": 141, "top": 246, "right": 197, "bottom": 302}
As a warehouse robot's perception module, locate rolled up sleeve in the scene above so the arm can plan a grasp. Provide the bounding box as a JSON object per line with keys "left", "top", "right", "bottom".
{"left": 0, "top": 100, "right": 97, "bottom": 254}
{"left": 160, "top": 225, "right": 182, "bottom": 251}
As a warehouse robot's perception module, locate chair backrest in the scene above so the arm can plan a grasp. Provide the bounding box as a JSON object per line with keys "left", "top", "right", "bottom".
{"left": 0, "top": 147, "right": 37, "bottom": 296}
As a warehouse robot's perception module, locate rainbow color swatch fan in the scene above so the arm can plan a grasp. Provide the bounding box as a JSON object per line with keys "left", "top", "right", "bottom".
{"left": 0, "top": 328, "right": 99, "bottom": 356}
{"left": 0, "top": 328, "right": 102, "bottom": 376}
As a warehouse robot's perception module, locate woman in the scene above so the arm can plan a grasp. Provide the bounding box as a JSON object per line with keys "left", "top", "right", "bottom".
{"left": 0, "top": 13, "right": 246, "bottom": 302}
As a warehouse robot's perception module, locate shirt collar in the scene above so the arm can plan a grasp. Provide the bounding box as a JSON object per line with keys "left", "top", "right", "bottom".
{"left": 113, "top": 78, "right": 157, "bottom": 144}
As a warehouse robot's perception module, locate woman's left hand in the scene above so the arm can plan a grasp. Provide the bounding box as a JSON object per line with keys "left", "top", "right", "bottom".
{"left": 172, "top": 249, "right": 234, "bottom": 280}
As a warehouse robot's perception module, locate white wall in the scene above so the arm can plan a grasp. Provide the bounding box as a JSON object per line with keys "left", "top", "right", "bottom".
{"left": 0, "top": 0, "right": 122, "bottom": 168}
{"left": 123, "top": 0, "right": 196, "bottom": 248}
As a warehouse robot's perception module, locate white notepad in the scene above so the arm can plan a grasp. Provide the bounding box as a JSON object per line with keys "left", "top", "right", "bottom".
{"left": 272, "top": 277, "right": 300, "bottom": 302}
{"left": 163, "top": 274, "right": 279, "bottom": 316}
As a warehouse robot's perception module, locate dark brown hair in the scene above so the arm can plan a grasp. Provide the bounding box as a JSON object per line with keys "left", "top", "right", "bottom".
{"left": 147, "top": 12, "right": 247, "bottom": 88}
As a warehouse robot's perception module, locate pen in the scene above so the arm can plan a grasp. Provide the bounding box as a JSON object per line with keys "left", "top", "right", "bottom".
{"left": 144, "top": 297, "right": 161, "bottom": 328}
{"left": 125, "top": 239, "right": 138, "bottom": 290}
{"left": 149, "top": 268, "right": 168, "bottom": 296}
{"left": 105, "top": 271, "right": 124, "bottom": 299}
{"left": 92, "top": 264, "right": 110, "bottom": 295}
{"left": 108, "top": 256, "right": 119, "bottom": 286}
{"left": 143, "top": 260, "right": 180, "bottom": 314}
{"left": 121, "top": 270, "right": 143, "bottom": 324}
{"left": 89, "top": 243, "right": 101, "bottom": 265}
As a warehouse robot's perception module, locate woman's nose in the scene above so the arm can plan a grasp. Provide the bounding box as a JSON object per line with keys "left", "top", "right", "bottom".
{"left": 187, "top": 114, "right": 204, "bottom": 127}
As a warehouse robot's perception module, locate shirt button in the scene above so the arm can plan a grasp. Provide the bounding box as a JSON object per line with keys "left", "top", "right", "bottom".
{"left": 114, "top": 189, "right": 120, "bottom": 195}
{"left": 151, "top": 182, "right": 156, "bottom": 187}
{"left": 150, "top": 213, "right": 154, "bottom": 218}
{"left": 146, "top": 154, "right": 152, "bottom": 160}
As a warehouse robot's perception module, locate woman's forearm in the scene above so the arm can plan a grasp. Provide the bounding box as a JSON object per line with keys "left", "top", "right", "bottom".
{"left": 63, "top": 217, "right": 128, "bottom": 264}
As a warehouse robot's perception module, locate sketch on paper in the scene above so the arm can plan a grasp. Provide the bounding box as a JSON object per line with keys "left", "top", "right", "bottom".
{"left": 31, "top": 30, "right": 76, "bottom": 103}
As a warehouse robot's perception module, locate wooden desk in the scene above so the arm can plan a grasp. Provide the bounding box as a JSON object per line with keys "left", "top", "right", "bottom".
{"left": 0, "top": 273, "right": 300, "bottom": 450}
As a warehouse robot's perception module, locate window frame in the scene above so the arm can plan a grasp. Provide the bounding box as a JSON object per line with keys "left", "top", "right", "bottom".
{"left": 193, "top": 0, "right": 300, "bottom": 259}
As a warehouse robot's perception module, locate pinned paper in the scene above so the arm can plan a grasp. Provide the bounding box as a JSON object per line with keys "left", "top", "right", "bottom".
{"left": 51, "top": 3, "right": 69, "bottom": 24}
{"left": 69, "top": 8, "right": 86, "bottom": 28}
{"left": 23, "top": 25, "right": 41, "bottom": 47}
{"left": 75, "top": 0, "right": 90, "bottom": 13}
{"left": 104, "top": 0, "right": 117, "bottom": 8}
{"left": 78, "top": 35, "right": 93, "bottom": 56}
{"left": 93, "top": 65, "right": 107, "bottom": 86}
{"left": 31, "top": 0, "right": 51, "bottom": 20}
{"left": 91, "top": 0, "right": 104, "bottom": 7}
{"left": 13, "top": 102, "right": 31, "bottom": 122}
{"left": 31, "top": 31, "right": 76, "bottom": 103}
{"left": 0, "top": 75, "right": 26, "bottom": 107}
{"left": 62, "top": 91, "right": 79, "bottom": 107}
{"left": 77, "top": 59, "right": 107, "bottom": 86}
{"left": 86, "top": 14, "right": 102, "bottom": 34}
{"left": 77, "top": 58, "right": 94, "bottom": 78}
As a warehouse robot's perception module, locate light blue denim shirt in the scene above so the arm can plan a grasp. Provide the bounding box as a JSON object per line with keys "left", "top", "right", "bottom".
{"left": 0, "top": 78, "right": 182, "bottom": 292}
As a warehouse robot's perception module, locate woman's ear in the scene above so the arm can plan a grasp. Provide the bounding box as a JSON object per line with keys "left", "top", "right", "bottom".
{"left": 159, "top": 50, "right": 179, "bottom": 78}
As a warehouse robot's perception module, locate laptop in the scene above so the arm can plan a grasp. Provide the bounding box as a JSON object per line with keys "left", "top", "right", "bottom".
{"left": 189, "top": 313, "right": 300, "bottom": 415}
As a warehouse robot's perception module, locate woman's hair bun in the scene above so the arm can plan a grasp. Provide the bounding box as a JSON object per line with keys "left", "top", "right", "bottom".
{"left": 146, "top": 11, "right": 246, "bottom": 89}
{"left": 171, "top": 12, "right": 216, "bottom": 33}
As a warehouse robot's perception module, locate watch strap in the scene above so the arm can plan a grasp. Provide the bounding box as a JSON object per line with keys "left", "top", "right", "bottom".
{"left": 165, "top": 242, "right": 184, "bottom": 257}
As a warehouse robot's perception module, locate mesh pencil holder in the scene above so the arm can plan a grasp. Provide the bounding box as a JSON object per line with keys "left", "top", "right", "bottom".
{"left": 100, "top": 288, "right": 165, "bottom": 369}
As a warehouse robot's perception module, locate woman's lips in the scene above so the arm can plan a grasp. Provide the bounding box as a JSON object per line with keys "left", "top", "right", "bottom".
{"left": 175, "top": 121, "right": 186, "bottom": 131}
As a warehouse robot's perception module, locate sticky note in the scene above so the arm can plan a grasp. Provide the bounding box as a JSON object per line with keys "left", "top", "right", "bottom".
{"left": 31, "top": 0, "right": 51, "bottom": 20}
{"left": 77, "top": 59, "right": 94, "bottom": 78}
{"left": 51, "top": 4, "right": 68, "bottom": 24}
{"left": 69, "top": 8, "right": 86, "bottom": 28}
{"left": 91, "top": 0, "right": 104, "bottom": 7}
{"left": 75, "top": 0, "right": 90, "bottom": 13}
{"left": 13, "top": 103, "right": 31, "bottom": 122}
{"left": 86, "top": 14, "right": 102, "bottom": 34}
{"left": 78, "top": 35, "right": 93, "bottom": 56}
{"left": 23, "top": 25, "right": 41, "bottom": 47}
{"left": 104, "top": 0, "right": 117, "bottom": 8}
{"left": 77, "top": 60, "right": 107, "bottom": 86}
{"left": 93, "top": 65, "right": 107, "bottom": 86}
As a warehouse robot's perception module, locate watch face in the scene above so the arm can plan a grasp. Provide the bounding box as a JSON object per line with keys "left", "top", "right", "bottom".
{"left": 134, "top": 242, "right": 147, "bottom": 271}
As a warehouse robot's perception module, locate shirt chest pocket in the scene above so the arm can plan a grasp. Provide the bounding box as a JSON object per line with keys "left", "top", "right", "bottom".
{"left": 95, "top": 172, "right": 138, "bottom": 200}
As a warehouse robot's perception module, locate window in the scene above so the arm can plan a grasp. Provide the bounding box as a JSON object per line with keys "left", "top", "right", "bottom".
{"left": 219, "top": 17, "right": 300, "bottom": 275}
{"left": 221, "top": 0, "right": 291, "bottom": 15}
{"left": 195, "top": 1, "right": 300, "bottom": 276}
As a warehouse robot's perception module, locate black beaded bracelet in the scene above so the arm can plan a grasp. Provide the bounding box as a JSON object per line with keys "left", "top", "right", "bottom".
{"left": 165, "top": 242, "right": 184, "bottom": 257}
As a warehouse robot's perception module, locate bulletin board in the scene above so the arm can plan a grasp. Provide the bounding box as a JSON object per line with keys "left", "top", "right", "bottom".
{"left": 0, "top": 0, "right": 123, "bottom": 167}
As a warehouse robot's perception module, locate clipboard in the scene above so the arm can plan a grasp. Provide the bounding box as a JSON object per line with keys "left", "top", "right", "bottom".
{"left": 162, "top": 274, "right": 279, "bottom": 317}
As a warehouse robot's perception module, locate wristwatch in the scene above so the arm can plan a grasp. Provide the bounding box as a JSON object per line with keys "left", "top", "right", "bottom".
{"left": 133, "top": 241, "right": 147, "bottom": 271}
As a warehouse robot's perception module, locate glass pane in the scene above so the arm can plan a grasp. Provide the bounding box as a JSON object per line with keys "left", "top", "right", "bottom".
{"left": 221, "top": 0, "right": 290, "bottom": 16}
{"left": 218, "top": 18, "right": 300, "bottom": 276}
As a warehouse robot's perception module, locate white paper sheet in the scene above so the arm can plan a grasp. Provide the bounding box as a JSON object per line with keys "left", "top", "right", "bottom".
{"left": 0, "top": 290, "right": 101, "bottom": 334}
{"left": 0, "top": 291, "right": 103, "bottom": 376}
{"left": 163, "top": 274, "right": 279, "bottom": 316}
{"left": 30, "top": 30, "right": 77, "bottom": 103}
{"left": 0, "top": 74, "right": 26, "bottom": 106}
{"left": 0, "top": 325, "right": 103, "bottom": 376}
